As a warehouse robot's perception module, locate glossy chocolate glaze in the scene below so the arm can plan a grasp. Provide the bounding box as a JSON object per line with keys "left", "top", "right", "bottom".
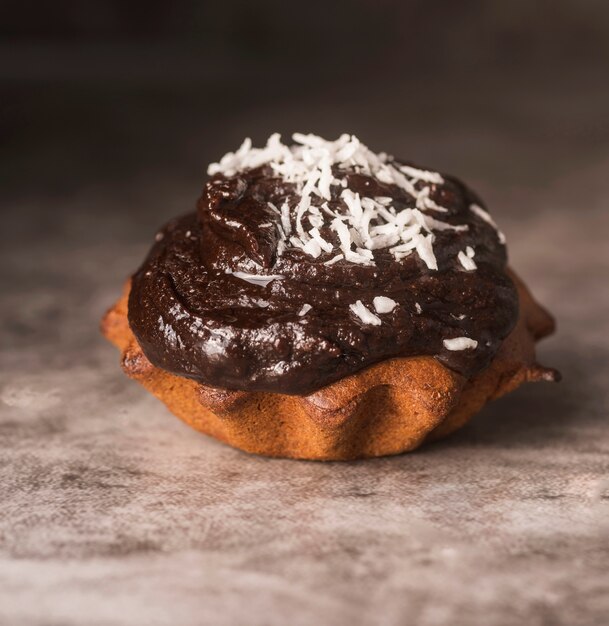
{"left": 128, "top": 163, "right": 518, "bottom": 395}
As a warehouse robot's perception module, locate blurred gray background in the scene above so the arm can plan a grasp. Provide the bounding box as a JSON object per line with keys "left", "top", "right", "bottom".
{"left": 2, "top": 0, "right": 608, "bottom": 199}
{"left": 1, "top": 2, "right": 608, "bottom": 626}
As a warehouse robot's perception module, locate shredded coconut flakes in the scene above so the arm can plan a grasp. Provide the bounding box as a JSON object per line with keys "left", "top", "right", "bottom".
{"left": 349, "top": 300, "right": 382, "bottom": 326}
{"left": 298, "top": 303, "right": 312, "bottom": 316}
{"left": 458, "top": 246, "right": 477, "bottom": 271}
{"left": 373, "top": 296, "right": 398, "bottom": 314}
{"left": 443, "top": 337, "right": 478, "bottom": 351}
{"left": 227, "top": 269, "right": 285, "bottom": 287}
{"left": 207, "top": 133, "right": 481, "bottom": 272}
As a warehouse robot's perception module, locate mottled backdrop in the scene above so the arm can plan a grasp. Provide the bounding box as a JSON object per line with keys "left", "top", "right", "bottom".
{"left": 1, "top": 2, "right": 608, "bottom": 625}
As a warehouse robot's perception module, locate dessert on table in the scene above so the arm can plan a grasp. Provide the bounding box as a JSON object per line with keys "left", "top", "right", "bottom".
{"left": 102, "top": 133, "right": 559, "bottom": 460}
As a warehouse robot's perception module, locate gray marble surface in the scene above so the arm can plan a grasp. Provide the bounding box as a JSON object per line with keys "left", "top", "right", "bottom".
{"left": 1, "top": 64, "right": 609, "bottom": 625}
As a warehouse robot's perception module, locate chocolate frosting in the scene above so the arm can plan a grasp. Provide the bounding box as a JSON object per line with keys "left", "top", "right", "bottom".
{"left": 128, "top": 162, "right": 518, "bottom": 395}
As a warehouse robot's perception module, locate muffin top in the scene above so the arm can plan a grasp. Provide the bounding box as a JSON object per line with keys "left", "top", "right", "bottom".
{"left": 128, "top": 134, "right": 518, "bottom": 395}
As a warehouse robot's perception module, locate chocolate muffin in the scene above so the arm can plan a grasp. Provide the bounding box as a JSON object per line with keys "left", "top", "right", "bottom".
{"left": 102, "top": 133, "right": 558, "bottom": 460}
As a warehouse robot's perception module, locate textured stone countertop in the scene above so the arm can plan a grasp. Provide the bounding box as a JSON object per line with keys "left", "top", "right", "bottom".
{"left": 1, "top": 68, "right": 608, "bottom": 625}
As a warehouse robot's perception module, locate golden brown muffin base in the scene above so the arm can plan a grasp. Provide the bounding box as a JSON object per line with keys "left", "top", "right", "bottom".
{"left": 101, "top": 271, "right": 557, "bottom": 460}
